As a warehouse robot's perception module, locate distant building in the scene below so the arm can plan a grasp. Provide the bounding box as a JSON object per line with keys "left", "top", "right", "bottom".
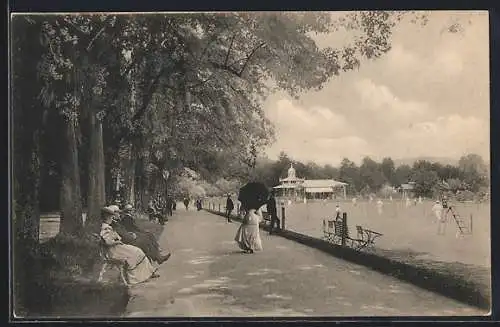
{"left": 272, "top": 164, "right": 348, "bottom": 200}
{"left": 398, "top": 182, "right": 416, "bottom": 199}
{"left": 272, "top": 164, "right": 304, "bottom": 198}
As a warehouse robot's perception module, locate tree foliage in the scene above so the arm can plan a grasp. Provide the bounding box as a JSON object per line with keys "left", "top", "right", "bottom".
{"left": 235, "top": 152, "right": 489, "bottom": 200}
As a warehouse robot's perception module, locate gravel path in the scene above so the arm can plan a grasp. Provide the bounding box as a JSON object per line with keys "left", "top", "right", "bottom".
{"left": 125, "top": 209, "right": 483, "bottom": 317}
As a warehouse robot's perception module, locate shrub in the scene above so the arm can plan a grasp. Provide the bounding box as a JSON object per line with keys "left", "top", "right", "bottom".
{"left": 20, "top": 232, "right": 129, "bottom": 317}
{"left": 38, "top": 231, "right": 102, "bottom": 276}
{"left": 455, "top": 190, "right": 475, "bottom": 202}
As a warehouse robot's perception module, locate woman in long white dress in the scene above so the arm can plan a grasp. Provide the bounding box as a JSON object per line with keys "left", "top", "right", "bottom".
{"left": 100, "top": 206, "right": 158, "bottom": 284}
{"left": 234, "top": 205, "right": 263, "bottom": 254}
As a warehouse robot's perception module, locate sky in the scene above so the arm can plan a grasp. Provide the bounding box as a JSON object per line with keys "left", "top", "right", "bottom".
{"left": 263, "top": 11, "right": 489, "bottom": 166}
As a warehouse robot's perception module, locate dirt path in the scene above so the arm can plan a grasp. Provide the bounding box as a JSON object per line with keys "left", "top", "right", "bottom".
{"left": 125, "top": 209, "right": 483, "bottom": 317}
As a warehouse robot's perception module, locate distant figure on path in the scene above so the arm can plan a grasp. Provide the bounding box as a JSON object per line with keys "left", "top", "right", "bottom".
{"left": 165, "top": 196, "right": 174, "bottom": 217}
{"left": 225, "top": 194, "right": 234, "bottom": 223}
{"left": 389, "top": 195, "right": 393, "bottom": 202}
{"left": 352, "top": 197, "right": 357, "bottom": 207}
{"left": 183, "top": 198, "right": 190, "bottom": 211}
{"left": 433, "top": 200, "right": 446, "bottom": 235}
{"left": 157, "top": 200, "right": 167, "bottom": 225}
{"left": 376, "top": 199, "right": 383, "bottom": 215}
{"left": 405, "top": 197, "right": 411, "bottom": 208}
{"left": 147, "top": 200, "right": 161, "bottom": 222}
{"left": 267, "top": 191, "right": 280, "bottom": 234}
{"left": 335, "top": 204, "right": 341, "bottom": 219}
{"left": 196, "top": 199, "right": 202, "bottom": 211}
{"left": 418, "top": 196, "right": 423, "bottom": 204}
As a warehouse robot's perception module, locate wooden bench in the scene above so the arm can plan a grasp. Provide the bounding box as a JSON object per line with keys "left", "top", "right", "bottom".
{"left": 322, "top": 219, "right": 369, "bottom": 251}
{"left": 355, "top": 225, "right": 383, "bottom": 250}
{"left": 91, "top": 233, "right": 128, "bottom": 285}
{"left": 261, "top": 211, "right": 271, "bottom": 226}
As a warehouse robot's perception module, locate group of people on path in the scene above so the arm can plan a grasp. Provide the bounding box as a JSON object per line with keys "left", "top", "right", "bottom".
{"left": 147, "top": 196, "right": 176, "bottom": 225}
{"left": 100, "top": 203, "right": 171, "bottom": 285}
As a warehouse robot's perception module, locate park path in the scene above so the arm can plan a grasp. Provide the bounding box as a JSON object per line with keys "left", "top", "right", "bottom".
{"left": 125, "top": 208, "right": 482, "bottom": 317}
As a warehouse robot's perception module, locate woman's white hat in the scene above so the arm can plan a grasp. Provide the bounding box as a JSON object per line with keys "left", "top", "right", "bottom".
{"left": 108, "top": 205, "right": 121, "bottom": 213}
{"left": 101, "top": 206, "right": 116, "bottom": 215}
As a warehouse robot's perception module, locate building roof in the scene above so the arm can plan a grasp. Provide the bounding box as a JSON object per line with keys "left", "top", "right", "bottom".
{"left": 302, "top": 179, "right": 347, "bottom": 188}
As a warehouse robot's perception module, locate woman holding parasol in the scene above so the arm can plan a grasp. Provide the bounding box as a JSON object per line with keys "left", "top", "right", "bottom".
{"left": 234, "top": 182, "right": 269, "bottom": 254}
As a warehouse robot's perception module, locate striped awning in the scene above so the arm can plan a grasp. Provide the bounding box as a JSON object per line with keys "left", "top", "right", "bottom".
{"left": 273, "top": 184, "right": 297, "bottom": 189}
{"left": 305, "top": 187, "right": 334, "bottom": 193}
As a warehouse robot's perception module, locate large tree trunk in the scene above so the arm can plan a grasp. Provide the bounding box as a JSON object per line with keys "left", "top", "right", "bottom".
{"left": 136, "top": 155, "right": 150, "bottom": 211}
{"left": 59, "top": 115, "right": 83, "bottom": 234}
{"left": 134, "top": 157, "right": 143, "bottom": 210}
{"left": 121, "top": 142, "right": 136, "bottom": 206}
{"left": 86, "top": 113, "right": 106, "bottom": 231}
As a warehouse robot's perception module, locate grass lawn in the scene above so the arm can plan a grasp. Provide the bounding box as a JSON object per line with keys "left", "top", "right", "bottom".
{"left": 283, "top": 199, "right": 491, "bottom": 302}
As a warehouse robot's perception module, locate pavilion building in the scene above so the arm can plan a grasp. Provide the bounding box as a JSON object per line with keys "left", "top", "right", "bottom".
{"left": 272, "top": 164, "right": 348, "bottom": 200}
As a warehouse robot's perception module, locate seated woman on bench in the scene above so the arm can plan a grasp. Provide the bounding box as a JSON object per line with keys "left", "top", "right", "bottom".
{"left": 108, "top": 205, "right": 171, "bottom": 265}
{"left": 100, "top": 206, "right": 159, "bottom": 284}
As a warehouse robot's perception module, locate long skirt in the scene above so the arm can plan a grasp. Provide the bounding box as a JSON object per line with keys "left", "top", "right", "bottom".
{"left": 234, "top": 223, "right": 263, "bottom": 252}
{"left": 108, "top": 243, "right": 156, "bottom": 284}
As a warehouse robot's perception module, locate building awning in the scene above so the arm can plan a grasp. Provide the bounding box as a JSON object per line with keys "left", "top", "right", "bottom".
{"left": 302, "top": 179, "right": 347, "bottom": 188}
{"left": 400, "top": 184, "right": 415, "bottom": 190}
{"left": 305, "top": 187, "right": 334, "bottom": 193}
{"left": 280, "top": 177, "right": 304, "bottom": 182}
{"left": 273, "top": 185, "right": 297, "bottom": 189}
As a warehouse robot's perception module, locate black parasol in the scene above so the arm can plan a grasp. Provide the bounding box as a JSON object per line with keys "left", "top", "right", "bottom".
{"left": 238, "top": 182, "right": 270, "bottom": 210}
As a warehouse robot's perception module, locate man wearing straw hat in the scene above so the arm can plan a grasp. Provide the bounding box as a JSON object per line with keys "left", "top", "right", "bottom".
{"left": 110, "top": 205, "right": 171, "bottom": 265}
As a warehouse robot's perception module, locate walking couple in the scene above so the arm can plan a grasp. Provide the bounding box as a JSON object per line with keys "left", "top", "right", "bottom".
{"left": 234, "top": 185, "right": 280, "bottom": 254}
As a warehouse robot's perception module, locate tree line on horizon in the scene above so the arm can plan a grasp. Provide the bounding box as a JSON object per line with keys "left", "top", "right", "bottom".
{"left": 245, "top": 151, "right": 490, "bottom": 200}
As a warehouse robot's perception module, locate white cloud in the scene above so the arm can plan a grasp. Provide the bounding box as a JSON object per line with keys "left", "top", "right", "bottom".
{"left": 385, "top": 115, "right": 489, "bottom": 159}
{"left": 268, "top": 99, "right": 353, "bottom": 139}
{"left": 265, "top": 99, "right": 371, "bottom": 164}
{"left": 313, "top": 136, "right": 373, "bottom": 163}
{"left": 263, "top": 12, "right": 489, "bottom": 165}
{"left": 387, "top": 44, "right": 420, "bottom": 69}
{"left": 433, "top": 49, "right": 464, "bottom": 76}
{"left": 355, "top": 78, "right": 429, "bottom": 121}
